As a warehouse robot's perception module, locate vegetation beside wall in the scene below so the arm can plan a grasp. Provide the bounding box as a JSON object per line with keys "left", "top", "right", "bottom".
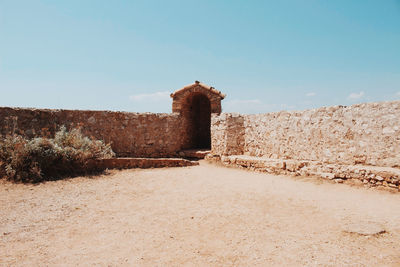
{"left": 0, "top": 107, "right": 184, "bottom": 158}
{"left": 0, "top": 126, "right": 115, "bottom": 183}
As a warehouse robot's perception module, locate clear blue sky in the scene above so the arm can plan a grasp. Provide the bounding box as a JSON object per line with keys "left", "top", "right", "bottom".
{"left": 1, "top": 0, "right": 399, "bottom": 113}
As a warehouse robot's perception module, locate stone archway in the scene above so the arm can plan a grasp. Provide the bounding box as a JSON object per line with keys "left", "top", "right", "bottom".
{"left": 185, "top": 93, "right": 211, "bottom": 149}
{"left": 170, "top": 81, "right": 225, "bottom": 151}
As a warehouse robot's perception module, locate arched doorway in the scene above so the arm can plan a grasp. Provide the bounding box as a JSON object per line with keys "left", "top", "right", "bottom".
{"left": 170, "top": 81, "right": 225, "bottom": 154}
{"left": 185, "top": 93, "right": 211, "bottom": 149}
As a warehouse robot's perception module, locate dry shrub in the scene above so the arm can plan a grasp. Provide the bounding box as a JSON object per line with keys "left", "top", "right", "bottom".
{"left": 0, "top": 126, "right": 115, "bottom": 183}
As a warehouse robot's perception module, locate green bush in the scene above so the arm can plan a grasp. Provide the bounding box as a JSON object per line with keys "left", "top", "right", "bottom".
{"left": 0, "top": 126, "right": 115, "bottom": 183}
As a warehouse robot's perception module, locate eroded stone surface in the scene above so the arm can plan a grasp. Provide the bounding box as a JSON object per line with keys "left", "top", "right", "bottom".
{"left": 1, "top": 98, "right": 400, "bottom": 190}
{"left": 211, "top": 101, "right": 400, "bottom": 168}
{"left": 170, "top": 81, "right": 225, "bottom": 149}
{"left": 209, "top": 101, "right": 400, "bottom": 190}
{"left": 205, "top": 155, "right": 400, "bottom": 191}
{"left": 170, "top": 81, "right": 225, "bottom": 114}
{"left": 0, "top": 108, "right": 185, "bottom": 157}
{"left": 95, "top": 158, "right": 199, "bottom": 169}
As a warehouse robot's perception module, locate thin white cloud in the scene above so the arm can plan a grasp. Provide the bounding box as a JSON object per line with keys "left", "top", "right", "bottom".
{"left": 224, "top": 99, "right": 297, "bottom": 114}
{"left": 306, "top": 92, "right": 316, "bottom": 97}
{"left": 129, "top": 91, "right": 170, "bottom": 102}
{"left": 347, "top": 91, "right": 365, "bottom": 100}
{"left": 224, "top": 99, "right": 275, "bottom": 114}
{"left": 396, "top": 91, "right": 400, "bottom": 97}
{"left": 226, "top": 99, "right": 262, "bottom": 105}
{"left": 280, "top": 103, "right": 296, "bottom": 110}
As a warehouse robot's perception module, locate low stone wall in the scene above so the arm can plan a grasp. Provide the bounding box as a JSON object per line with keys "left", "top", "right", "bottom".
{"left": 211, "top": 101, "right": 400, "bottom": 168}
{"left": 206, "top": 155, "right": 400, "bottom": 191}
{"left": 0, "top": 107, "right": 185, "bottom": 157}
{"left": 95, "top": 158, "right": 199, "bottom": 169}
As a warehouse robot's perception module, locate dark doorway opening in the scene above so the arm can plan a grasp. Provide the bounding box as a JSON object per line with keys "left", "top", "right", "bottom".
{"left": 186, "top": 93, "right": 211, "bottom": 149}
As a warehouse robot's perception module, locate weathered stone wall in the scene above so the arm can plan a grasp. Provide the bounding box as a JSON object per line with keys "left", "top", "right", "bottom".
{"left": 205, "top": 154, "right": 400, "bottom": 191}
{"left": 211, "top": 113, "right": 245, "bottom": 155}
{"left": 171, "top": 81, "right": 225, "bottom": 149}
{"left": 211, "top": 101, "right": 400, "bottom": 168}
{"left": 0, "top": 107, "right": 185, "bottom": 157}
{"left": 171, "top": 82, "right": 224, "bottom": 114}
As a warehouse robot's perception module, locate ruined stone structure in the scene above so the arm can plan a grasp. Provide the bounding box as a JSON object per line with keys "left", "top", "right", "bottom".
{"left": 0, "top": 81, "right": 224, "bottom": 156}
{"left": 210, "top": 101, "right": 400, "bottom": 167}
{"left": 171, "top": 81, "right": 225, "bottom": 149}
{"left": 1, "top": 82, "right": 399, "bottom": 190}
{"left": 208, "top": 101, "right": 400, "bottom": 190}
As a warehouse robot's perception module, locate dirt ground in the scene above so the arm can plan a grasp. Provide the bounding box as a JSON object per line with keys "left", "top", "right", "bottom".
{"left": 1, "top": 161, "right": 400, "bottom": 266}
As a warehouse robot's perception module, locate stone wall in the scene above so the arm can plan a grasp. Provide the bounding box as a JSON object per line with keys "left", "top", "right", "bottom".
{"left": 0, "top": 107, "right": 185, "bottom": 157}
{"left": 211, "top": 113, "right": 245, "bottom": 155}
{"left": 170, "top": 81, "right": 225, "bottom": 149}
{"left": 206, "top": 155, "right": 400, "bottom": 191}
{"left": 171, "top": 81, "right": 224, "bottom": 114}
{"left": 2, "top": 100, "right": 400, "bottom": 169}
{"left": 211, "top": 101, "right": 400, "bottom": 168}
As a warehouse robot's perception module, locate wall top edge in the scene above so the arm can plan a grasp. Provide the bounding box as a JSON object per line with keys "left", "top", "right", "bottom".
{"left": 0, "top": 106, "right": 182, "bottom": 116}
{"left": 218, "top": 100, "right": 400, "bottom": 116}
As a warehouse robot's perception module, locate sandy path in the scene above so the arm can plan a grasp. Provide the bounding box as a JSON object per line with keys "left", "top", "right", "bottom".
{"left": 1, "top": 161, "right": 400, "bottom": 266}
